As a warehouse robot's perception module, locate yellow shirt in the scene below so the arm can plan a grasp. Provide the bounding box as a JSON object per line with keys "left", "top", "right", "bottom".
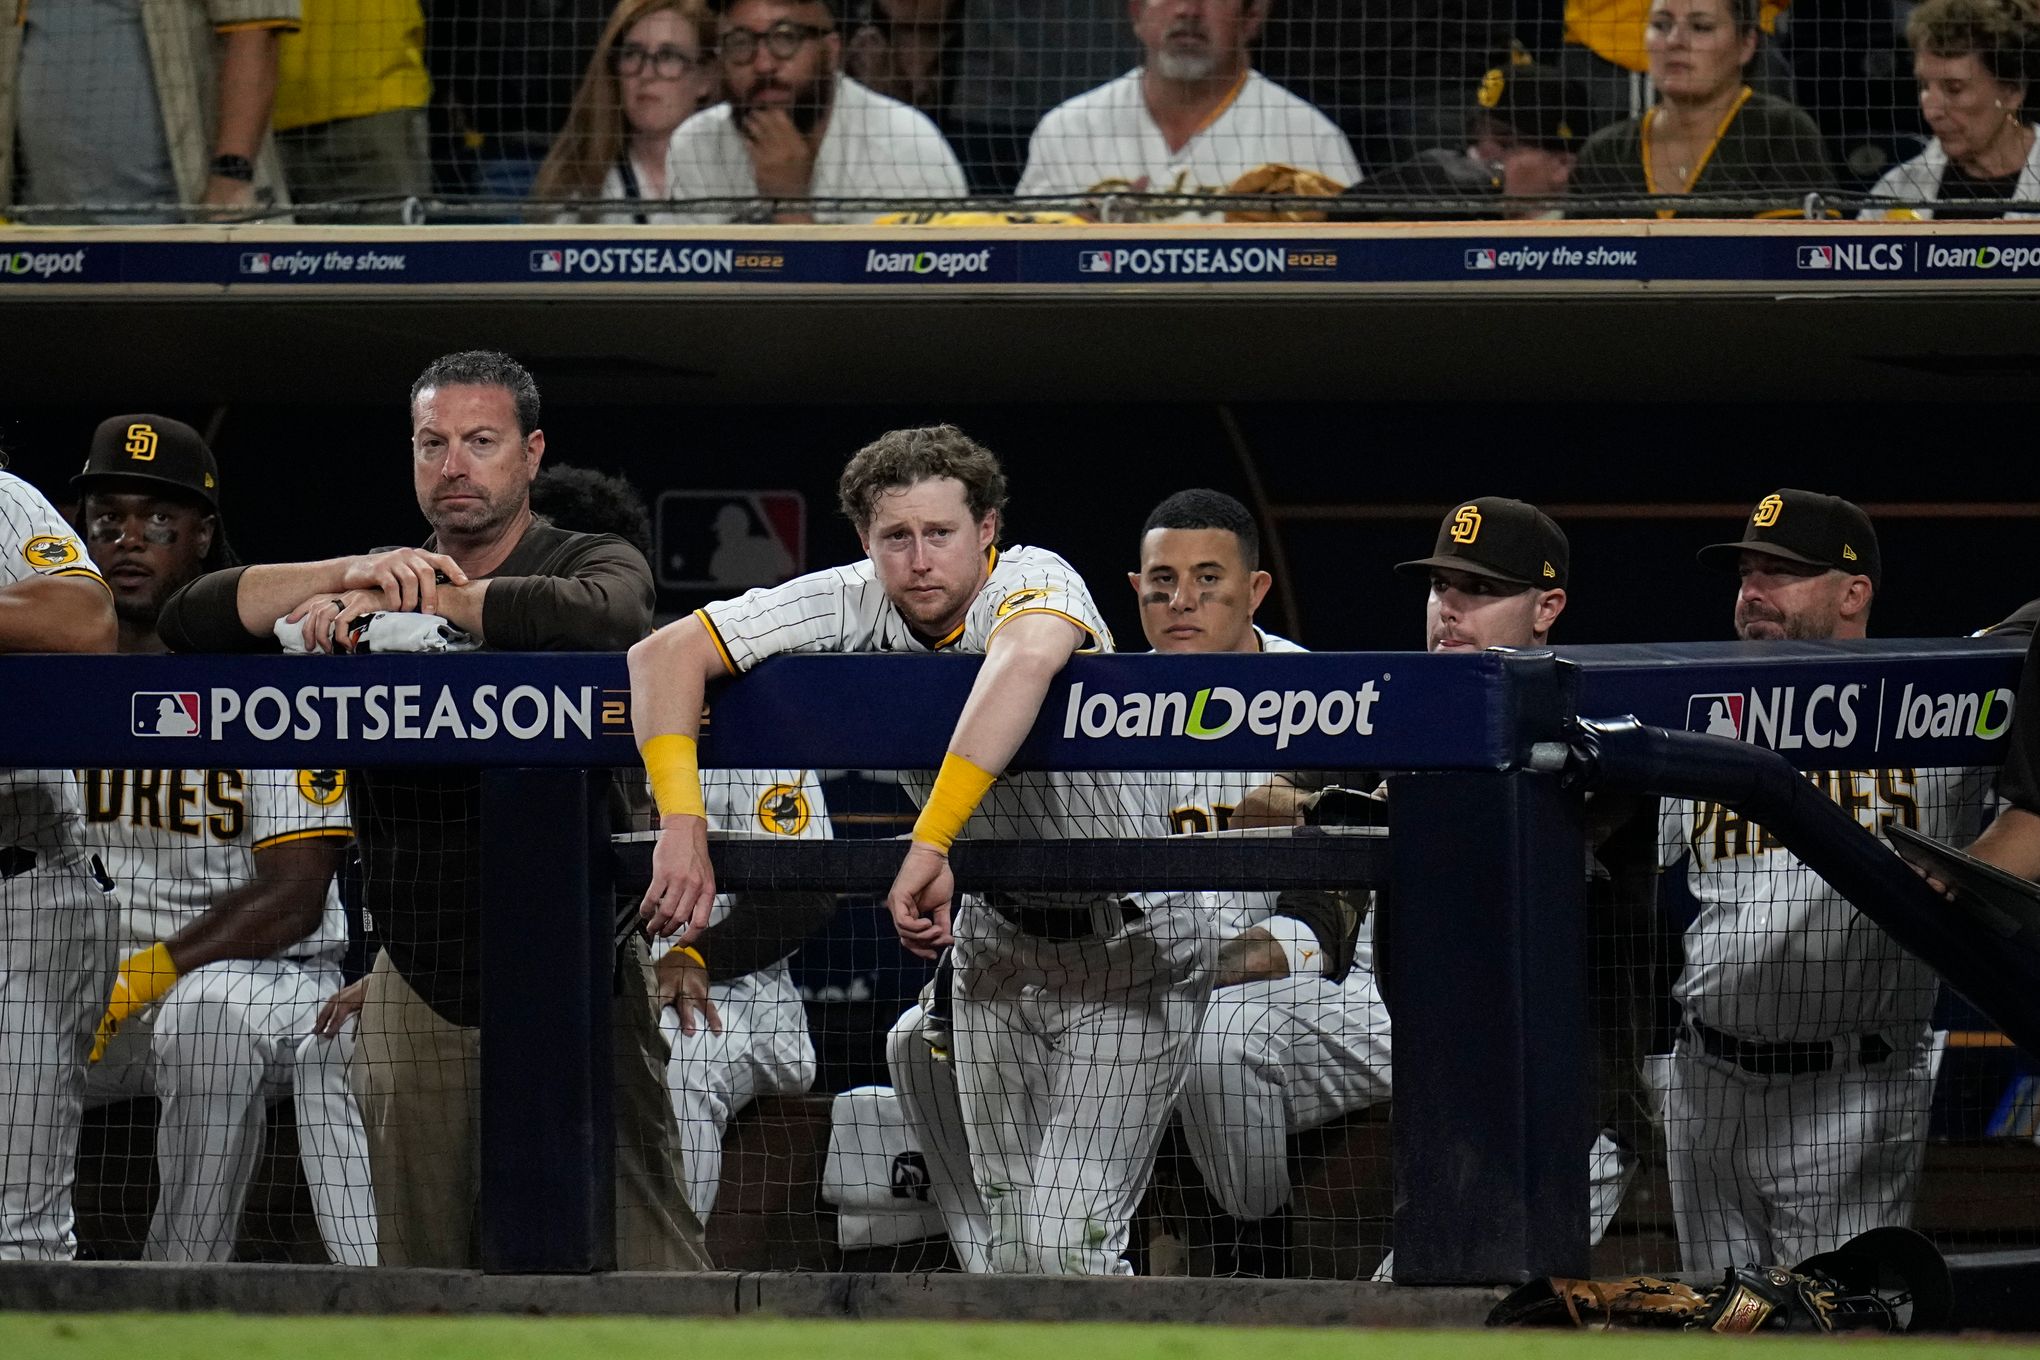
{"left": 272, "top": 0, "right": 430, "bottom": 131}
{"left": 1565, "top": 0, "right": 1788, "bottom": 74}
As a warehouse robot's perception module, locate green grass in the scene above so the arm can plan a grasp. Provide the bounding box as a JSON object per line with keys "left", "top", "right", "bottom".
{"left": 5, "top": 1317, "right": 2040, "bottom": 1360}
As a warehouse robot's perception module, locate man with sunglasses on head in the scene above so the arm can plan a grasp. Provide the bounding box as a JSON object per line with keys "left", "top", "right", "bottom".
{"left": 661, "top": 0, "right": 965, "bottom": 223}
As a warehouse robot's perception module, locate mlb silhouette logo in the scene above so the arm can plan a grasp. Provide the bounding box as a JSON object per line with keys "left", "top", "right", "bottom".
{"left": 1687, "top": 692, "right": 1745, "bottom": 740}
{"left": 1077, "top": 250, "right": 1115, "bottom": 274}
{"left": 1797, "top": 245, "right": 1834, "bottom": 270}
{"left": 531, "top": 250, "right": 564, "bottom": 273}
{"left": 1465, "top": 249, "right": 1498, "bottom": 271}
{"left": 656, "top": 490, "right": 806, "bottom": 592}
{"left": 240, "top": 253, "right": 271, "bottom": 274}
{"left": 133, "top": 692, "right": 202, "bottom": 738}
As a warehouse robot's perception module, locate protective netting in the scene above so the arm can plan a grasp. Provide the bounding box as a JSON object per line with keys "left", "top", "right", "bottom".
{"left": 8, "top": 1, "right": 2040, "bottom": 225}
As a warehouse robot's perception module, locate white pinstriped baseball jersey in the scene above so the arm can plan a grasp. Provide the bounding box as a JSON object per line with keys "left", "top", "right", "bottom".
{"left": 79, "top": 767, "right": 353, "bottom": 959}
{"left": 0, "top": 470, "right": 107, "bottom": 854}
{"left": 699, "top": 544, "right": 1134, "bottom": 843}
{"left": 1661, "top": 765, "right": 1992, "bottom": 1041}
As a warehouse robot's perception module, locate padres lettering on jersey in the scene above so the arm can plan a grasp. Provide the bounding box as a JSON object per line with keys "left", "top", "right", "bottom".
{"left": 1686, "top": 769, "right": 1921, "bottom": 864}
{"left": 84, "top": 767, "right": 354, "bottom": 956}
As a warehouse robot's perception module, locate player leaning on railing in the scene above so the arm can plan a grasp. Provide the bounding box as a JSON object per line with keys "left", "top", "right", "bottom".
{"left": 0, "top": 449, "right": 116, "bottom": 1261}
{"left": 631, "top": 424, "right": 1215, "bottom": 1275}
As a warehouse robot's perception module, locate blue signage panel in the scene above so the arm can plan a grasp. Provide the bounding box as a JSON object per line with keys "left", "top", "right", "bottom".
{"left": 1564, "top": 637, "right": 2026, "bottom": 771}
{"left": 7, "top": 231, "right": 2040, "bottom": 293}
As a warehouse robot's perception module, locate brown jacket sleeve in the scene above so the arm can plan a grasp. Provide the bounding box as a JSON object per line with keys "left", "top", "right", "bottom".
{"left": 482, "top": 535, "right": 655, "bottom": 652}
{"left": 158, "top": 565, "right": 277, "bottom": 653}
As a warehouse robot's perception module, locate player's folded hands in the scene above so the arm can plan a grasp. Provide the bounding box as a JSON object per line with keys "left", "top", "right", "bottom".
{"left": 285, "top": 587, "right": 390, "bottom": 653}
{"left": 341, "top": 547, "right": 466, "bottom": 614}
{"left": 641, "top": 815, "right": 716, "bottom": 940}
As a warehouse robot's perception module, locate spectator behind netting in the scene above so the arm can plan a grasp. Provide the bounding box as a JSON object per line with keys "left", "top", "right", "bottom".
{"left": 1561, "top": 0, "right": 1796, "bottom": 133}
{"left": 844, "top": 0, "right": 957, "bottom": 122}
{"left": 1, "top": 0, "right": 300, "bottom": 223}
{"left": 944, "top": 1, "right": 1137, "bottom": 194}
{"left": 1861, "top": 0, "right": 2040, "bottom": 220}
{"left": 1015, "top": 0, "right": 1363, "bottom": 222}
{"left": 272, "top": 0, "right": 432, "bottom": 224}
{"left": 533, "top": 0, "right": 721, "bottom": 220}
{"left": 1571, "top": 0, "right": 1836, "bottom": 216}
{"left": 657, "top": 0, "right": 967, "bottom": 223}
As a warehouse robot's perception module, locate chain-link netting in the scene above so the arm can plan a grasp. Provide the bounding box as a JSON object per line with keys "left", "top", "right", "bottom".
{"left": 8, "top": 1, "right": 2040, "bottom": 225}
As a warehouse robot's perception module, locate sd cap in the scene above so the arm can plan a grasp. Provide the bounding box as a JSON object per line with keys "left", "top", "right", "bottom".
{"left": 73, "top": 415, "right": 220, "bottom": 513}
{"left": 1698, "top": 489, "right": 1880, "bottom": 589}
{"left": 1474, "top": 61, "right": 1593, "bottom": 155}
{"left": 1396, "top": 496, "right": 1569, "bottom": 589}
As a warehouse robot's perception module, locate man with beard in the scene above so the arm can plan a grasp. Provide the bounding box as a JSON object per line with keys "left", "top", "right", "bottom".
{"left": 1016, "top": 0, "right": 1361, "bottom": 221}
{"left": 661, "top": 0, "right": 965, "bottom": 223}
{"left": 70, "top": 414, "right": 375, "bottom": 1264}
{"left": 158, "top": 352, "right": 705, "bottom": 1270}
{"left": 1659, "top": 490, "right": 1990, "bottom": 1270}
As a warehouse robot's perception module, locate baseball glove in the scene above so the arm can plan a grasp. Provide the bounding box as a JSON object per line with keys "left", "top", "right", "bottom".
{"left": 1223, "top": 163, "right": 1347, "bottom": 222}
{"left": 1268, "top": 887, "right": 1368, "bottom": 983}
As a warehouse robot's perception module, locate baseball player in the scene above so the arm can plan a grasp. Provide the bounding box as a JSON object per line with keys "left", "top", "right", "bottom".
{"left": 71, "top": 414, "right": 376, "bottom": 1265}
{"left": 633, "top": 424, "right": 1213, "bottom": 1275}
{"left": 1661, "top": 489, "right": 1990, "bottom": 1270}
{"left": 0, "top": 449, "right": 118, "bottom": 1260}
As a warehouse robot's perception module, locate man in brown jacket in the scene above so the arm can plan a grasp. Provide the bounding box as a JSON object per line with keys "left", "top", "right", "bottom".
{"left": 158, "top": 350, "right": 705, "bottom": 1269}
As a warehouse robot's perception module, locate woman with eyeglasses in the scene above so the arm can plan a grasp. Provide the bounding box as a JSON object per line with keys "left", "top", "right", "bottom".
{"left": 1863, "top": 0, "right": 2040, "bottom": 220}
{"left": 1571, "top": 0, "right": 1834, "bottom": 216}
{"left": 533, "top": 0, "right": 720, "bottom": 220}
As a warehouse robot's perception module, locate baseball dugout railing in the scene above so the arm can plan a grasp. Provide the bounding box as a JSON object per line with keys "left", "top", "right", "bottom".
{"left": 0, "top": 638, "right": 2027, "bottom": 1289}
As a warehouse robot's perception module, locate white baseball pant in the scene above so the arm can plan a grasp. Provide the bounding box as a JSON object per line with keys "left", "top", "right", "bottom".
{"left": 661, "top": 964, "right": 815, "bottom": 1219}
{"left": 951, "top": 899, "right": 1215, "bottom": 1275}
{"left": 1664, "top": 1027, "right": 1934, "bottom": 1271}
{"left": 0, "top": 855, "right": 116, "bottom": 1260}
{"left": 884, "top": 1000, "right": 992, "bottom": 1273}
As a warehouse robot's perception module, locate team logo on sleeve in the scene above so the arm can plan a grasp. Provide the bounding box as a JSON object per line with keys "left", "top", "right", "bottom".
{"left": 22, "top": 534, "right": 82, "bottom": 569}
{"left": 296, "top": 768, "right": 347, "bottom": 806}
{"left": 995, "top": 588, "right": 1050, "bottom": 618}
{"left": 757, "top": 783, "right": 811, "bottom": 836}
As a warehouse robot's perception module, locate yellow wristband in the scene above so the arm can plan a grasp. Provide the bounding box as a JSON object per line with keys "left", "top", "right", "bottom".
{"left": 114, "top": 941, "right": 182, "bottom": 1016}
{"left": 643, "top": 733, "right": 707, "bottom": 820}
{"left": 676, "top": 945, "right": 706, "bottom": 969}
{"left": 912, "top": 752, "right": 998, "bottom": 854}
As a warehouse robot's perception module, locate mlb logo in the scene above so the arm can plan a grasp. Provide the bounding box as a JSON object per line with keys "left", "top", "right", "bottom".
{"left": 1687, "top": 692, "right": 1745, "bottom": 741}
{"left": 1077, "top": 250, "right": 1115, "bottom": 274}
{"left": 132, "top": 692, "right": 201, "bottom": 738}
{"left": 531, "top": 250, "right": 564, "bottom": 273}
{"left": 240, "top": 253, "right": 271, "bottom": 274}
{"left": 1797, "top": 245, "right": 1834, "bottom": 270}
{"left": 1465, "top": 249, "right": 1498, "bottom": 271}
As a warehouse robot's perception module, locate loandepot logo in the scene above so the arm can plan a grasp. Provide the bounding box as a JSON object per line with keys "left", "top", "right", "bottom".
{"left": 4, "top": 249, "right": 87, "bottom": 278}
{"left": 1926, "top": 244, "right": 2040, "bottom": 273}
{"left": 1062, "top": 680, "right": 1384, "bottom": 751}
{"left": 1893, "top": 683, "right": 2015, "bottom": 740}
{"left": 864, "top": 248, "right": 993, "bottom": 278}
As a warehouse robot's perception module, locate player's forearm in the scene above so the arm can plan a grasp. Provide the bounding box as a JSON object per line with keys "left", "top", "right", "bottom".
{"left": 629, "top": 616, "right": 720, "bottom": 745}
{"left": 236, "top": 560, "right": 356, "bottom": 635}
{"left": 213, "top": 27, "right": 282, "bottom": 162}
{"left": 429, "top": 580, "right": 491, "bottom": 638}
{"left": 1968, "top": 806, "right": 2040, "bottom": 883}
{"left": 162, "top": 841, "right": 342, "bottom": 970}
{"left": 1231, "top": 775, "right": 1309, "bottom": 829}
{"left": 0, "top": 575, "right": 116, "bottom": 654}
{"left": 1214, "top": 927, "right": 1289, "bottom": 988}
{"left": 944, "top": 613, "right": 1083, "bottom": 773}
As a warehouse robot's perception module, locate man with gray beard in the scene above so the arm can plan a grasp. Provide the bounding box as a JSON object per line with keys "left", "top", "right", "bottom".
{"left": 1016, "top": 0, "right": 1360, "bottom": 221}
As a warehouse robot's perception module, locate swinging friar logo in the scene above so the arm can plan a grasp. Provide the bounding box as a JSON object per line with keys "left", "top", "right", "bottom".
{"left": 1687, "top": 679, "right": 2014, "bottom": 751}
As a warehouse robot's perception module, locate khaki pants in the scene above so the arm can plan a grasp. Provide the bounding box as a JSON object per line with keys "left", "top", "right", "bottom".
{"left": 351, "top": 945, "right": 708, "bottom": 1269}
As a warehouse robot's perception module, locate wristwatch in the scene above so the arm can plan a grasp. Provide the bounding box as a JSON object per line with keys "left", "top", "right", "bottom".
{"left": 210, "top": 154, "right": 255, "bottom": 183}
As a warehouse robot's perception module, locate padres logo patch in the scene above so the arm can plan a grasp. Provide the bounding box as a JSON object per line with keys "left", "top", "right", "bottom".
{"left": 757, "top": 782, "right": 810, "bottom": 836}
{"left": 124, "top": 423, "right": 159, "bottom": 461}
{"left": 1752, "top": 494, "right": 1784, "bottom": 528}
{"left": 297, "top": 768, "right": 347, "bottom": 807}
{"left": 996, "top": 587, "right": 1050, "bottom": 618}
{"left": 22, "top": 534, "right": 82, "bottom": 569}
{"left": 1449, "top": 505, "right": 1482, "bottom": 544}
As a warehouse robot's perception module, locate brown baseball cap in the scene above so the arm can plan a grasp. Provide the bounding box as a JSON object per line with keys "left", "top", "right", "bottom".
{"left": 73, "top": 414, "right": 221, "bottom": 513}
{"left": 1396, "top": 496, "right": 1569, "bottom": 589}
{"left": 1698, "top": 489, "right": 1880, "bottom": 588}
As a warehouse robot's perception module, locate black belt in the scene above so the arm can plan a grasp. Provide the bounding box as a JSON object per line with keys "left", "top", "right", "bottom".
{"left": 0, "top": 846, "right": 36, "bottom": 879}
{"left": 1686, "top": 1018, "right": 1894, "bottom": 1077}
{"left": 985, "top": 896, "right": 1143, "bottom": 942}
